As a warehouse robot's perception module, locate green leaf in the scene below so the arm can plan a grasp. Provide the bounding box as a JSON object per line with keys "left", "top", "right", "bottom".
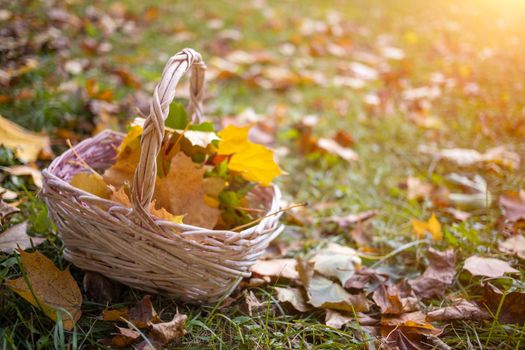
{"left": 219, "top": 191, "right": 240, "bottom": 207}
{"left": 165, "top": 102, "right": 188, "bottom": 129}
{"left": 190, "top": 122, "right": 215, "bottom": 132}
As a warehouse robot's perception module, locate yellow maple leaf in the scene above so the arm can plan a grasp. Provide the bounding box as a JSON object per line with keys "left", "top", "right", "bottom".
{"left": 116, "top": 125, "right": 142, "bottom": 158}
{"left": 411, "top": 213, "right": 442, "bottom": 240}
{"left": 217, "top": 124, "right": 281, "bottom": 186}
{"left": 6, "top": 249, "right": 82, "bottom": 330}
{"left": 111, "top": 187, "right": 183, "bottom": 223}
{"left": 69, "top": 172, "right": 111, "bottom": 199}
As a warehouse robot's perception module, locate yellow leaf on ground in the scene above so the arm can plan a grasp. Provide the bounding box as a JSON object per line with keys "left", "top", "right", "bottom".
{"left": 154, "top": 152, "right": 219, "bottom": 228}
{"left": 0, "top": 115, "right": 53, "bottom": 162}
{"left": 411, "top": 213, "right": 442, "bottom": 240}
{"left": 217, "top": 124, "right": 281, "bottom": 186}
{"left": 6, "top": 249, "right": 82, "bottom": 330}
{"left": 70, "top": 172, "right": 111, "bottom": 199}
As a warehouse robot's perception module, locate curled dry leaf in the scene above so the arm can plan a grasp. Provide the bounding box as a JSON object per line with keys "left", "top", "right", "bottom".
{"left": 381, "top": 311, "right": 441, "bottom": 350}
{"left": 372, "top": 283, "right": 419, "bottom": 314}
{"left": 274, "top": 287, "right": 311, "bottom": 312}
{"left": 426, "top": 299, "right": 491, "bottom": 322}
{"left": 408, "top": 248, "right": 456, "bottom": 299}
{"left": 499, "top": 190, "right": 525, "bottom": 222}
{"left": 149, "top": 312, "right": 187, "bottom": 345}
{"left": 499, "top": 235, "right": 525, "bottom": 260}
{"left": 0, "top": 222, "right": 45, "bottom": 253}
{"left": 6, "top": 249, "right": 82, "bottom": 330}
{"left": 0, "top": 114, "right": 53, "bottom": 162}
{"left": 250, "top": 258, "right": 299, "bottom": 281}
{"left": 463, "top": 256, "right": 519, "bottom": 278}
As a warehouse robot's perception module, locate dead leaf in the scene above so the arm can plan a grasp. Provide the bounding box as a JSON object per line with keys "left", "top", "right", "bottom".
{"left": 484, "top": 283, "right": 525, "bottom": 324}
{"left": 0, "top": 222, "right": 45, "bottom": 253}
{"left": 128, "top": 295, "right": 160, "bottom": 328}
{"left": 463, "top": 256, "right": 519, "bottom": 278}
{"left": 411, "top": 213, "right": 442, "bottom": 240}
{"left": 274, "top": 287, "right": 311, "bottom": 312}
{"left": 426, "top": 299, "right": 491, "bottom": 322}
{"left": 6, "top": 249, "right": 82, "bottom": 330}
{"left": 83, "top": 271, "right": 122, "bottom": 303}
{"left": 317, "top": 138, "right": 359, "bottom": 162}
{"left": 149, "top": 312, "right": 187, "bottom": 345}
{"left": 447, "top": 173, "right": 492, "bottom": 210}
{"left": 0, "top": 186, "right": 18, "bottom": 200}
{"left": 310, "top": 243, "right": 361, "bottom": 285}
{"left": 154, "top": 152, "right": 220, "bottom": 229}
{"left": 4, "top": 165, "right": 43, "bottom": 188}
{"left": 406, "top": 177, "right": 433, "bottom": 201}
{"left": 0, "top": 199, "right": 19, "bottom": 223}
{"left": 372, "top": 283, "right": 419, "bottom": 314}
{"left": 324, "top": 209, "right": 377, "bottom": 228}
{"left": 408, "top": 248, "right": 456, "bottom": 299}
{"left": 102, "top": 307, "right": 129, "bottom": 322}
{"left": 499, "top": 190, "right": 525, "bottom": 222}
{"left": 325, "top": 309, "right": 354, "bottom": 329}
{"left": 307, "top": 275, "right": 369, "bottom": 312}
{"left": 381, "top": 311, "right": 441, "bottom": 350}
{"left": 111, "top": 326, "right": 140, "bottom": 347}
{"left": 0, "top": 114, "right": 53, "bottom": 162}
{"left": 419, "top": 145, "right": 520, "bottom": 170}
{"left": 499, "top": 235, "right": 525, "bottom": 260}
{"left": 250, "top": 258, "right": 299, "bottom": 280}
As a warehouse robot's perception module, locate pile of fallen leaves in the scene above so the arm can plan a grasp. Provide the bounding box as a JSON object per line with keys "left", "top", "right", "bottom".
{"left": 69, "top": 106, "right": 282, "bottom": 230}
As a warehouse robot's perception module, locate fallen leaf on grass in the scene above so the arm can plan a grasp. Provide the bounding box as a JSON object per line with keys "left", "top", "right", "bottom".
{"left": 110, "top": 326, "right": 140, "bottom": 347}
{"left": 324, "top": 209, "right": 378, "bottom": 228}
{"left": 6, "top": 249, "right": 82, "bottom": 330}
{"left": 308, "top": 275, "right": 369, "bottom": 312}
{"left": 0, "top": 186, "right": 17, "bottom": 200}
{"left": 419, "top": 145, "right": 520, "bottom": 170}
{"left": 325, "top": 309, "right": 355, "bottom": 329}
{"left": 70, "top": 172, "right": 111, "bottom": 199}
{"left": 317, "top": 138, "right": 359, "bottom": 162}
{"left": 381, "top": 311, "right": 441, "bottom": 350}
{"left": 372, "top": 284, "right": 418, "bottom": 314}
{"left": 0, "top": 114, "right": 53, "bottom": 162}
{"left": 499, "top": 190, "right": 525, "bottom": 222}
{"left": 411, "top": 213, "right": 442, "bottom": 240}
{"left": 499, "top": 235, "right": 525, "bottom": 260}
{"left": 149, "top": 312, "right": 187, "bottom": 344}
{"left": 4, "top": 165, "right": 43, "bottom": 188}
{"left": 154, "top": 152, "right": 219, "bottom": 228}
{"left": 426, "top": 299, "right": 491, "bottom": 322}
{"left": 310, "top": 243, "right": 361, "bottom": 285}
{"left": 0, "top": 222, "right": 45, "bottom": 253}
{"left": 128, "top": 295, "right": 160, "bottom": 328}
{"left": 102, "top": 308, "right": 129, "bottom": 322}
{"left": 447, "top": 173, "right": 492, "bottom": 210}
{"left": 406, "top": 177, "right": 433, "bottom": 201}
{"left": 408, "top": 248, "right": 456, "bottom": 299}
{"left": 463, "top": 256, "right": 519, "bottom": 278}
{"left": 484, "top": 283, "right": 525, "bottom": 324}
{"left": 274, "top": 287, "right": 311, "bottom": 312}
{"left": 250, "top": 258, "right": 299, "bottom": 280}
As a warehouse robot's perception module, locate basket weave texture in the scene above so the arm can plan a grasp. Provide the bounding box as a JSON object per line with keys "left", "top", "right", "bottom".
{"left": 41, "top": 48, "right": 283, "bottom": 303}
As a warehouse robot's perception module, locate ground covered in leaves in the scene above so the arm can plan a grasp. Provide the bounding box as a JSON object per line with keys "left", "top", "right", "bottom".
{"left": 2, "top": 0, "right": 525, "bottom": 349}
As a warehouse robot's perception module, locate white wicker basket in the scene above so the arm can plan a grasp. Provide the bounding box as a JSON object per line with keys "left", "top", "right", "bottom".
{"left": 41, "top": 48, "right": 284, "bottom": 303}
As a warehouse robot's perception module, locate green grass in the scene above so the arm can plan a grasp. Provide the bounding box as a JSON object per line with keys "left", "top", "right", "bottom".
{"left": 1, "top": 0, "right": 525, "bottom": 348}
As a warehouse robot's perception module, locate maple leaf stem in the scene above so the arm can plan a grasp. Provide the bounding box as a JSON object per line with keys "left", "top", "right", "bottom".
{"left": 231, "top": 202, "right": 306, "bottom": 232}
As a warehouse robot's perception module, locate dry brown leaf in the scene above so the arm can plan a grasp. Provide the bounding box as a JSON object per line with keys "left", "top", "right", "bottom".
{"left": 317, "top": 138, "right": 359, "bottom": 162}
{"left": 274, "top": 287, "right": 311, "bottom": 312}
{"left": 419, "top": 145, "right": 520, "bottom": 170}
{"left": 110, "top": 326, "right": 140, "bottom": 347}
{"left": 0, "top": 222, "right": 45, "bottom": 253}
{"left": 154, "top": 152, "right": 219, "bottom": 228}
{"left": 6, "top": 249, "right": 82, "bottom": 330}
{"left": 0, "top": 186, "right": 17, "bottom": 200}
{"left": 463, "top": 256, "right": 519, "bottom": 278}
{"left": 408, "top": 248, "right": 456, "bottom": 299}
{"left": 250, "top": 258, "right": 299, "bottom": 280}
{"left": 0, "top": 199, "right": 20, "bottom": 223}
{"left": 0, "top": 114, "right": 53, "bottom": 162}
{"left": 149, "top": 312, "right": 187, "bottom": 345}
{"left": 372, "top": 284, "right": 419, "bottom": 314}
{"left": 310, "top": 243, "right": 361, "bottom": 285}
{"left": 325, "top": 309, "right": 353, "bottom": 329}
{"left": 102, "top": 307, "right": 129, "bottom": 322}
{"left": 128, "top": 295, "right": 160, "bottom": 328}
{"left": 307, "top": 275, "right": 369, "bottom": 312}
{"left": 499, "top": 190, "right": 525, "bottom": 222}
{"left": 426, "top": 299, "right": 491, "bottom": 322}
{"left": 406, "top": 177, "right": 433, "bottom": 201}
{"left": 499, "top": 235, "right": 525, "bottom": 260}
{"left": 4, "top": 165, "right": 43, "bottom": 188}
{"left": 484, "top": 283, "right": 525, "bottom": 324}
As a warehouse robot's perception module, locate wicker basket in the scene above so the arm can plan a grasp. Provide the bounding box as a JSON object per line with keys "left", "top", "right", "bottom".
{"left": 41, "top": 48, "right": 284, "bottom": 303}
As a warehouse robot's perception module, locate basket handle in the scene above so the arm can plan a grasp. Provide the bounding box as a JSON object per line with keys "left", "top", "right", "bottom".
{"left": 131, "top": 48, "right": 206, "bottom": 213}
